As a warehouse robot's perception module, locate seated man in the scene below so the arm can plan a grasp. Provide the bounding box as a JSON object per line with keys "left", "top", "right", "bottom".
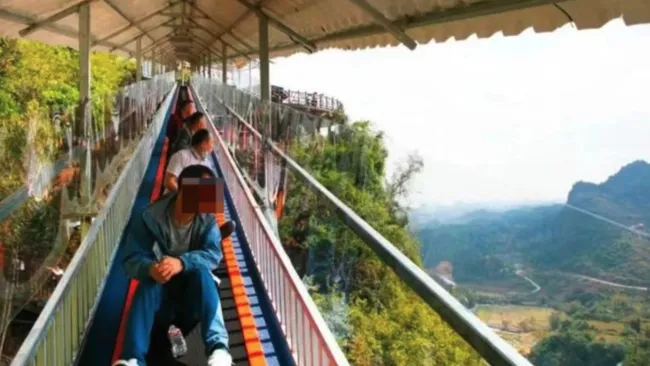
{"left": 164, "top": 129, "right": 213, "bottom": 194}
{"left": 164, "top": 129, "right": 237, "bottom": 245}
{"left": 170, "top": 111, "right": 207, "bottom": 156}
{"left": 114, "top": 165, "right": 231, "bottom": 366}
{"left": 167, "top": 100, "right": 194, "bottom": 143}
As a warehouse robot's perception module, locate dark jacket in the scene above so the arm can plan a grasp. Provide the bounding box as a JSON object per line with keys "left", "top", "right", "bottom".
{"left": 166, "top": 113, "right": 184, "bottom": 143}
{"left": 123, "top": 193, "right": 222, "bottom": 281}
{"left": 170, "top": 125, "right": 192, "bottom": 156}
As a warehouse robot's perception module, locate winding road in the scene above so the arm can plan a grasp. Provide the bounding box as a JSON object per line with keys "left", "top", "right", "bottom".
{"left": 565, "top": 273, "right": 648, "bottom": 291}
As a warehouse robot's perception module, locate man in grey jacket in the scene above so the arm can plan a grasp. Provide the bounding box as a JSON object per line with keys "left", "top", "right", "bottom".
{"left": 113, "top": 165, "right": 232, "bottom": 366}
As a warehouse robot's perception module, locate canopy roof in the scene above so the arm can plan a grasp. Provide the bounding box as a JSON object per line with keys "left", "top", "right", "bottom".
{"left": 1, "top": 0, "right": 649, "bottom": 64}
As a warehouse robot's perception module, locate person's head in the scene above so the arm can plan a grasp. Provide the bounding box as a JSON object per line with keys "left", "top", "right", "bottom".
{"left": 179, "top": 100, "right": 194, "bottom": 118}
{"left": 191, "top": 129, "right": 213, "bottom": 158}
{"left": 186, "top": 111, "right": 206, "bottom": 132}
{"left": 175, "top": 164, "right": 218, "bottom": 215}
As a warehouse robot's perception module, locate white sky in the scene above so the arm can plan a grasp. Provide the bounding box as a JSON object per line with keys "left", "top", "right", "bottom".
{"left": 265, "top": 20, "right": 650, "bottom": 206}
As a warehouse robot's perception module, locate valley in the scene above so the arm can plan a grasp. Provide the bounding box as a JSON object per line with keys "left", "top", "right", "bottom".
{"left": 416, "top": 160, "right": 650, "bottom": 365}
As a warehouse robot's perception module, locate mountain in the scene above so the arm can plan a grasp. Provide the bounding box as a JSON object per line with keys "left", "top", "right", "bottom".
{"left": 417, "top": 161, "right": 650, "bottom": 284}
{"left": 409, "top": 200, "right": 558, "bottom": 229}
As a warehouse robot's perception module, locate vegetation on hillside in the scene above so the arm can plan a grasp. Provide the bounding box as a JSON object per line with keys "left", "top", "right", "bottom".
{"left": 0, "top": 37, "right": 135, "bottom": 360}
{"left": 419, "top": 160, "right": 650, "bottom": 283}
{"left": 416, "top": 160, "right": 650, "bottom": 364}
{"left": 0, "top": 38, "right": 136, "bottom": 199}
{"left": 278, "top": 121, "right": 483, "bottom": 365}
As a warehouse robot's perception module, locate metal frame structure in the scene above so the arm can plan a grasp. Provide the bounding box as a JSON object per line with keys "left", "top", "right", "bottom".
{"left": 2, "top": 0, "right": 649, "bottom": 365}
{"left": 2, "top": 0, "right": 649, "bottom": 66}
{"left": 192, "top": 74, "right": 534, "bottom": 366}
{"left": 3, "top": 0, "right": 647, "bottom": 75}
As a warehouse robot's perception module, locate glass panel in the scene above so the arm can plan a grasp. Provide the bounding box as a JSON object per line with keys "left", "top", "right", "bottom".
{"left": 0, "top": 53, "right": 173, "bottom": 362}
{"left": 197, "top": 71, "right": 650, "bottom": 365}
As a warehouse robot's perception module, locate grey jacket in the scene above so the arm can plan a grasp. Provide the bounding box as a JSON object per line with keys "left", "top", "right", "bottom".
{"left": 123, "top": 193, "right": 222, "bottom": 281}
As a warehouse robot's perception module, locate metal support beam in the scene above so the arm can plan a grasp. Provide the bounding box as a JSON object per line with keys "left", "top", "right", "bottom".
{"left": 79, "top": 2, "right": 92, "bottom": 205}
{"left": 116, "top": 19, "right": 175, "bottom": 52}
{"left": 93, "top": 1, "right": 179, "bottom": 46}
{"left": 235, "top": 0, "right": 316, "bottom": 53}
{"left": 136, "top": 37, "right": 142, "bottom": 82}
{"left": 240, "top": 0, "right": 569, "bottom": 57}
{"left": 182, "top": 1, "right": 257, "bottom": 55}
{"left": 104, "top": 0, "right": 155, "bottom": 44}
{"left": 151, "top": 49, "right": 157, "bottom": 76}
{"left": 345, "top": 0, "right": 417, "bottom": 50}
{"left": 258, "top": 14, "right": 270, "bottom": 102}
{"left": 208, "top": 54, "right": 212, "bottom": 79}
{"left": 161, "top": 11, "right": 206, "bottom": 19}
{"left": 0, "top": 8, "right": 131, "bottom": 54}
{"left": 185, "top": 17, "right": 251, "bottom": 61}
{"left": 176, "top": 31, "right": 224, "bottom": 58}
{"left": 141, "top": 33, "right": 174, "bottom": 54}
{"left": 19, "top": 0, "right": 97, "bottom": 37}
{"left": 221, "top": 44, "right": 227, "bottom": 84}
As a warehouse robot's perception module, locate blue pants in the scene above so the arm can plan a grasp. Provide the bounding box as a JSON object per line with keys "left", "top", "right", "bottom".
{"left": 120, "top": 267, "right": 228, "bottom": 364}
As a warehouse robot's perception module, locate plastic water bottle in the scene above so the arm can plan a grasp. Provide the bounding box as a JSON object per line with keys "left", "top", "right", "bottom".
{"left": 168, "top": 325, "right": 187, "bottom": 358}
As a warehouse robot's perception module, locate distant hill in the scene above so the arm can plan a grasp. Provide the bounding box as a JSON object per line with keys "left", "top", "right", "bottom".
{"left": 418, "top": 161, "right": 650, "bottom": 284}
{"left": 409, "top": 200, "right": 558, "bottom": 229}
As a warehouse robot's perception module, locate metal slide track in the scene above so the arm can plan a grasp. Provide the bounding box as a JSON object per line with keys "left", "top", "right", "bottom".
{"left": 79, "top": 85, "right": 292, "bottom": 366}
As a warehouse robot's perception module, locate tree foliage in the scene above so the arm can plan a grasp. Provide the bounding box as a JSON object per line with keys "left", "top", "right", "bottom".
{"left": 0, "top": 38, "right": 136, "bottom": 359}
{"left": 279, "top": 121, "right": 482, "bottom": 365}
{"left": 0, "top": 38, "right": 135, "bottom": 198}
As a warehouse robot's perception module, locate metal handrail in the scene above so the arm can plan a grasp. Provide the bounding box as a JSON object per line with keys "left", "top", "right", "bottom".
{"left": 192, "top": 74, "right": 534, "bottom": 366}
{"left": 10, "top": 74, "right": 177, "bottom": 366}
{"left": 192, "top": 83, "right": 350, "bottom": 366}
{"left": 281, "top": 89, "right": 343, "bottom": 112}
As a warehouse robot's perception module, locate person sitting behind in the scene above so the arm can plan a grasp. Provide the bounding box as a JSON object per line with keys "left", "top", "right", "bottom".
{"left": 164, "top": 129, "right": 213, "bottom": 194}
{"left": 164, "top": 129, "right": 237, "bottom": 248}
{"left": 170, "top": 111, "right": 206, "bottom": 156}
{"left": 113, "top": 165, "right": 232, "bottom": 366}
{"left": 167, "top": 100, "right": 194, "bottom": 143}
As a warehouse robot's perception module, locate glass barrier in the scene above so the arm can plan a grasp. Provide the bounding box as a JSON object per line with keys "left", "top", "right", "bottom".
{"left": 192, "top": 75, "right": 533, "bottom": 366}
{"left": 194, "top": 71, "right": 650, "bottom": 365}
{"left": 197, "top": 86, "right": 349, "bottom": 365}
{"left": 278, "top": 164, "right": 487, "bottom": 365}
{"left": 1, "top": 74, "right": 175, "bottom": 364}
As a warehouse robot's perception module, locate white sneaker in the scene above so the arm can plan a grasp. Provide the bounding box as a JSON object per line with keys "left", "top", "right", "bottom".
{"left": 112, "top": 360, "right": 138, "bottom": 366}
{"left": 207, "top": 348, "right": 232, "bottom": 366}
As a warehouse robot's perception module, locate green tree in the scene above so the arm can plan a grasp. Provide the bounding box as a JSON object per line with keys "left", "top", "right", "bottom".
{"left": 549, "top": 312, "right": 562, "bottom": 331}
{"left": 279, "top": 121, "right": 481, "bottom": 365}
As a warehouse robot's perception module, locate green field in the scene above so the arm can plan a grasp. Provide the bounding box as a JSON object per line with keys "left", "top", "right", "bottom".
{"left": 475, "top": 305, "right": 561, "bottom": 355}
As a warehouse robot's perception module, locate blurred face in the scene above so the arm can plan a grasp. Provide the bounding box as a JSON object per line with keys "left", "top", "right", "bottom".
{"left": 182, "top": 103, "right": 194, "bottom": 117}
{"left": 201, "top": 136, "right": 213, "bottom": 155}
{"left": 178, "top": 174, "right": 224, "bottom": 214}
{"left": 195, "top": 136, "right": 213, "bottom": 158}
{"left": 197, "top": 117, "right": 207, "bottom": 130}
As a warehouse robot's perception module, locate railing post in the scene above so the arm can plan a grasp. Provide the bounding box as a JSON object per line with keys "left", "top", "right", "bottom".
{"left": 208, "top": 53, "right": 212, "bottom": 79}
{"left": 221, "top": 43, "right": 227, "bottom": 84}
{"left": 136, "top": 37, "right": 142, "bottom": 82}
{"left": 256, "top": 11, "right": 279, "bottom": 234}
{"left": 78, "top": 1, "right": 92, "bottom": 211}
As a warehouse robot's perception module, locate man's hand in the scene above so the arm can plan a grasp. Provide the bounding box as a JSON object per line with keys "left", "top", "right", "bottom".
{"left": 149, "top": 263, "right": 169, "bottom": 284}
{"left": 158, "top": 256, "right": 184, "bottom": 279}
{"left": 149, "top": 257, "right": 183, "bottom": 284}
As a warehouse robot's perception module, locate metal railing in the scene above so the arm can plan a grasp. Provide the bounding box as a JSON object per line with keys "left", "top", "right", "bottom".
{"left": 10, "top": 74, "right": 177, "bottom": 366}
{"left": 192, "top": 74, "right": 534, "bottom": 366}
{"left": 192, "top": 85, "right": 349, "bottom": 366}
{"left": 280, "top": 89, "right": 343, "bottom": 112}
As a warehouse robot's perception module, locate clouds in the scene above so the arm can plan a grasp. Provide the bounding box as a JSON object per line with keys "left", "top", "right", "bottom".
{"left": 269, "top": 20, "right": 650, "bottom": 206}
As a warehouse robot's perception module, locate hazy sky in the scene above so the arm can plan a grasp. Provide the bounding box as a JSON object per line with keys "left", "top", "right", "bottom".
{"left": 263, "top": 20, "right": 650, "bottom": 206}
